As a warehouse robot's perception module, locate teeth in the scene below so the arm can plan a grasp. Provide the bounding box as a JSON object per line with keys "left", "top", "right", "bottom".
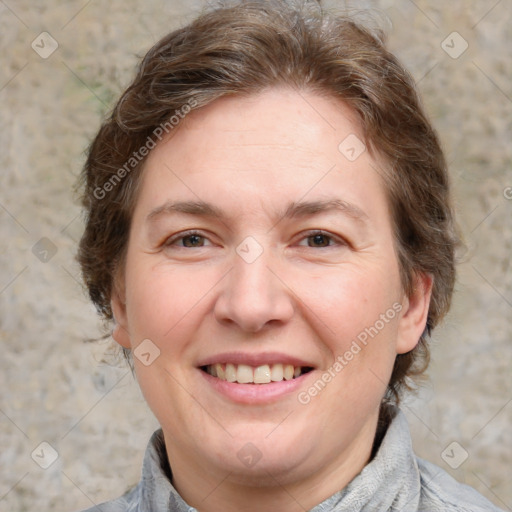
{"left": 254, "top": 365, "right": 271, "bottom": 384}
{"left": 236, "top": 364, "right": 253, "bottom": 384}
{"left": 225, "top": 363, "right": 237, "bottom": 382}
{"left": 270, "top": 363, "right": 283, "bottom": 382}
{"left": 204, "top": 363, "right": 308, "bottom": 384}
{"left": 214, "top": 363, "right": 225, "bottom": 380}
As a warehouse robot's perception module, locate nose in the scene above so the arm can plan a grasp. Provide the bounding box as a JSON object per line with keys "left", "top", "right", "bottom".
{"left": 213, "top": 249, "right": 295, "bottom": 333}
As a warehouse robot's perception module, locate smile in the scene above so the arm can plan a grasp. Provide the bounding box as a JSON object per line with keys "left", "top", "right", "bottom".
{"left": 201, "top": 363, "right": 313, "bottom": 384}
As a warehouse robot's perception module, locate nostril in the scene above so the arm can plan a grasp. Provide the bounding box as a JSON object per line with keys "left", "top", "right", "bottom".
{"left": 212, "top": 267, "right": 295, "bottom": 333}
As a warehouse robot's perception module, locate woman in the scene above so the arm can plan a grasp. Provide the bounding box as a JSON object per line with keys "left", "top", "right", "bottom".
{"left": 77, "top": 1, "right": 503, "bottom": 510}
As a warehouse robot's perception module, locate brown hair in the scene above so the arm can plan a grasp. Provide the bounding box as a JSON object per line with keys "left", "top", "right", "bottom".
{"left": 78, "top": 0, "right": 460, "bottom": 403}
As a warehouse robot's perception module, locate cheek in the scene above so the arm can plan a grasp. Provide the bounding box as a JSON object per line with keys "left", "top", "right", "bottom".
{"left": 293, "top": 262, "right": 402, "bottom": 401}
{"left": 296, "top": 264, "right": 400, "bottom": 341}
{"left": 124, "top": 257, "right": 218, "bottom": 344}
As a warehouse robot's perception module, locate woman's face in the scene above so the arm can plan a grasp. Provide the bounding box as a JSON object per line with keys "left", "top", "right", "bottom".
{"left": 112, "top": 88, "right": 430, "bottom": 494}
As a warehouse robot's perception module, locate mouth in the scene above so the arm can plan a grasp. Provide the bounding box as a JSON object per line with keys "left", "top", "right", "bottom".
{"left": 200, "top": 363, "right": 314, "bottom": 384}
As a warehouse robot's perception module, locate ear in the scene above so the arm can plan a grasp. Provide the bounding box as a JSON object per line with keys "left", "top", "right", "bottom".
{"left": 111, "top": 281, "right": 132, "bottom": 349}
{"left": 396, "top": 272, "right": 433, "bottom": 355}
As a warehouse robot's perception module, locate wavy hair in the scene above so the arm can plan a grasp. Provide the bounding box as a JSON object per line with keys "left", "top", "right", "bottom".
{"left": 78, "top": 0, "right": 461, "bottom": 403}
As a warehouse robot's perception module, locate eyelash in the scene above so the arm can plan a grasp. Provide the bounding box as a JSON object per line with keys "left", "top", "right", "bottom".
{"left": 164, "top": 230, "right": 210, "bottom": 248}
{"left": 297, "top": 230, "right": 346, "bottom": 248}
{"left": 164, "top": 230, "right": 346, "bottom": 249}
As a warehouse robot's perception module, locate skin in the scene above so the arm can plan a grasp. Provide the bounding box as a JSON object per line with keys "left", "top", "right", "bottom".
{"left": 112, "top": 88, "right": 432, "bottom": 512}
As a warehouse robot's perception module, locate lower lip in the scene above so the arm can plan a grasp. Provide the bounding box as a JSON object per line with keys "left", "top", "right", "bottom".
{"left": 199, "top": 369, "right": 313, "bottom": 404}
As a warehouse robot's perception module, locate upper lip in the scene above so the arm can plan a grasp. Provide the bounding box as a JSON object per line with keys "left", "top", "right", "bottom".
{"left": 197, "top": 351, "right": 315, "bottom": 368}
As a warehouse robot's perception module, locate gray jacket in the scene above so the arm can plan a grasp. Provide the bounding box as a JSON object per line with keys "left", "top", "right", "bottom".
{"left": 80, "top": 409, "right": 504, "bottom": 511}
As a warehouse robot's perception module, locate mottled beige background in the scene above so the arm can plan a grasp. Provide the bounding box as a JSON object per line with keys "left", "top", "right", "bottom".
{"left": 0, "top": 1, "right": 510, "bottom": 511}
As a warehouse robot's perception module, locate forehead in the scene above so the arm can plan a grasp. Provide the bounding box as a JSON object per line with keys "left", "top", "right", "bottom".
{"left": 134, "top": 88, "right": 391, "bottom": 227}
{"left": 166, "top": 88, "right": 365, "bottom": 163}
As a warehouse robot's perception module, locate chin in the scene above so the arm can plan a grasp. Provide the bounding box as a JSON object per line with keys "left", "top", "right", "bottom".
{"left": 215, "top": 450, "right": 311, "bottom": 488}
{"left": 204, "top": 427, "right": 316, "bottom": 485}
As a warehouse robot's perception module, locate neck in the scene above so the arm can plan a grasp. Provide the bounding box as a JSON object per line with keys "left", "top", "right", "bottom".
{"left": 164, "top": 412, "right": 381, "bottom": 512}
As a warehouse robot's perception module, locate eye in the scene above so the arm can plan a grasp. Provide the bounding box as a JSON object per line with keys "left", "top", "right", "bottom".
{"left": 306, "top": 233, "right": 332, "bottom": 247}
{"left": 165, "top": 231, "right": 212, "bottom": 248}
{"left": 181, "top": 234, "right": 207, "bottom": 247}
{"left": 297, "top": 230, "right": 344, "bottom": 248}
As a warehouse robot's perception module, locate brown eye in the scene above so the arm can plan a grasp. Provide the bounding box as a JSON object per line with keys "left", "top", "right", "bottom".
{"left": 296, "top": 230, "right": 348, "bottom": 250}
{"left": 165, "top": 231, "right": 212, "bottom": 248}
{"left": 307, "top": 233, "right": 331, "bottom": 247}
{"left": 181, "top": 234, "right": 206, "bottom": 247}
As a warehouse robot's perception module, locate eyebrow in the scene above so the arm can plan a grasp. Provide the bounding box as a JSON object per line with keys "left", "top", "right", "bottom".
{"left": 146, "top": 198, "right": 369, "bottom": 225}
{"left": 282, "top": 199, "right": 369, "bottom": 223}
{"left": 147, "top": 200, "right": 224, "bottom": 221}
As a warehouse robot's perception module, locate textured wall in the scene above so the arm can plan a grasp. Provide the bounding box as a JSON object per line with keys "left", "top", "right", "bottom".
{"left": 0, "top": 1, "right": 510, "bottom": 511}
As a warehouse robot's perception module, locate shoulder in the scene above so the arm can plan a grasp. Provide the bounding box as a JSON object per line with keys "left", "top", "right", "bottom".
{"left": 76, "top": 429, "right": 188, "bottom": 512}
{"left": 77, "top": 484, "right": 140, "bottom": 512}
{"left": 417, "top": 456, "right": 505, "bottom": 512}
